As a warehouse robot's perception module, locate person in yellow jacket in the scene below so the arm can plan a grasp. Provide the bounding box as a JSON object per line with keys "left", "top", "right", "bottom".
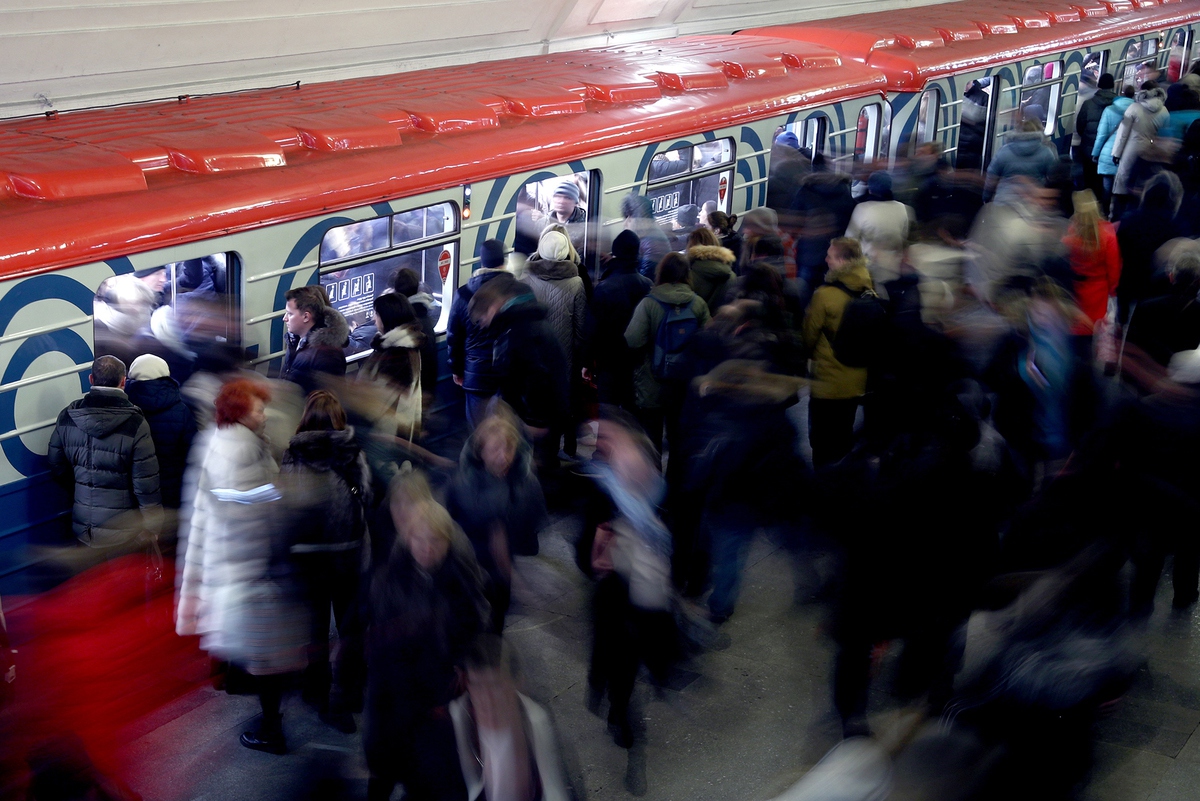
{"left": 802, "top": 237, "right": 873, "bottom": 467}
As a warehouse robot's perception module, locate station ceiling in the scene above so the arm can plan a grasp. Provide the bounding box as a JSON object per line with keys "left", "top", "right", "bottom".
{"left": 0, "top": 0, "right": 949, "bottom": 119}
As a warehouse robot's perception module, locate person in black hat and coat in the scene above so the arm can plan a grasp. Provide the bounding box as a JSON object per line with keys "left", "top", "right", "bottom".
{"left": 591, "top": 231, "right": 652, "bottom": 411}
{"left": 448, "top": 239, "right": 510, "bottom": 428}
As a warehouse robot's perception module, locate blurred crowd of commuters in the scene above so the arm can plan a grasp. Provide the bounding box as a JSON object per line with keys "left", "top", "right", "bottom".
{"left": 18, "top": 59, "right": 1200, "bottom": 800}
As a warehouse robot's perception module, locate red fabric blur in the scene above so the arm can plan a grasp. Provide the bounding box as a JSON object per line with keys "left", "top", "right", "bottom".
{"left": 1065, "top": 220, "right": 1122, "bottom": 333}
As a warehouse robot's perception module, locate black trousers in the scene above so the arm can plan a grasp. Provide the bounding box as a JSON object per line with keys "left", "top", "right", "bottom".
{"left": 809, "top": 397, "right": 860, "bottom": 468}
{"left": 295, "top": 550, "right": 363, "bottom": 710}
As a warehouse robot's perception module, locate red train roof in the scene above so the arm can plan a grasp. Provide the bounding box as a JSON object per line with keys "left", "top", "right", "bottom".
{"left": 742, "top": 0, "right": 1200, "bottom": 90}
{"left": 0, "top": 36, "right": 884, "bottom": 279}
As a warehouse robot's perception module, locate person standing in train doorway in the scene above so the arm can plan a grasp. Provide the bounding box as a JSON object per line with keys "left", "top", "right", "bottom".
{"left": 47, "top": 355, "right": 163, "bottom": 554}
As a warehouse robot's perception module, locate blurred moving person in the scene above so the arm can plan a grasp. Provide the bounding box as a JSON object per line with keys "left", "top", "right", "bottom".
{"left": 447, "top": 409, "right": 547, "bottom": 633}
{"left": 176, "top": 379, "right": 308, "bottom": 754}
{"left": 1110, "top": 81, "right": 1170, "bottom": 220}
{"left": 591, "top": 230, "right": 651, "bottom": 410}
{"left": 392, "top": 268, "right": 440, "bottom": 416}
{"left": 48, "top": 355, "right": 163, "bottom": 552}
{"left": 449, "top": 636, "right": 576, "bottom": 801}
{"left": 1092, "top": 85, "right": 1136, "bottom": 213}
{"left": 845, "top": 171, "right": 913, "bottom": 290}
{"left": 362, "top": 480, "right": 488, "bottom": 801}
{"left": 281, "top": 390, "right": 371, "bottom": 732}
{"left": 1062, "top": 190, "right": 1121, "bottom": 343}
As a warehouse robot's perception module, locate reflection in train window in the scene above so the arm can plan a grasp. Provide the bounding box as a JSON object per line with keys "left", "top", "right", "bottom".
{"left": 1119, "top": 38, "right": 1160, "bottom": 90}
{"left": 320, "top": 218, "right": 389, "bottom": 264}
{"left": 692, "top": 139, "right": 734, "bottom": 171}
{"left": 324, "top": 241, "right": 456, "bottom": 355}
{"left": 392, "top": 202, "right": 456, "bottom": 247}
{"left": 93, "top": 253, "right": 240, "bottom": 379}
{"left": 319, "top": 201, "right": 461, "bottom": 265}
{"left": 645, "top": 169, "right": 733, "bottom": 243}
{"left": 915, "top": 87, "right": 941, "bottom": 150}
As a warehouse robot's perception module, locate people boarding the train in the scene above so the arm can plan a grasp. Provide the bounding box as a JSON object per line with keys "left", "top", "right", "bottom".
{"left": 449, "top": 239, "right": 508, "bottom": 429}
{"left": 592, "top": 230, "right": 652, "bottom": 411}
{"left": 48, "top": 355, "right": 163, "bottom": 552}
{"left": 984, "top": 118, "right": 1061, "bottom": 201}
{"left": 125, "top": 354, "right": 196, "bottom": 513}
{"left": 1110, "top": 81, "right": 1170, "bottom": 220}
{"left": 1093, "top": 85, "right": 1136, "bottom": 214}
{"left": 801, "top": 237, "right": 876, "bottom": 468}
{"left": 1076, "top": 73, "right": 1118, "bottom": 202}
{"left": 620, "top": 193, "right": 672, "bottom": 279}
{"left": 280, "top": 286, "right": 349, "bottom": 393}
{"left": 392, "top": 268, "right": 440, "bottom": 414}
{"left": 522, "top": 227, "right": 588, "bottom": 459}
{"left": 790, "top": 167, "right": 856, "bottom": 304}
{"left": 845, "top": 171, "right": 913, "bottom": 291}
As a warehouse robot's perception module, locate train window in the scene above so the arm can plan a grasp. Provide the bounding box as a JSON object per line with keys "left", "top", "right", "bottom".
{"left": 692, "top": 139, "right": 734, "bottom": 170}
{"left": 1119, "top": 38, "right": 1160, "bottom": 90}
{"left": 320, "top": 218, "right": 389, "bottom": 264}
{"left": 393, "top": 201, "right": 457, "bottom": 246}
{"left": 644, "top": 138, "right": 735, "bottom": 242}
{"left": 323, "top": 240, "right": 455, "bottom": 353}
{"left": 93, "top": 253, "right": 240, "bottom": 378}
{"left": 1019, "top": 62, "right": 1062, "bottom": 137}
{"left": 1167, "top": 30, "right": 1192, "bottom": 84}
{"left": 855, "top": 105, "right": 881, "bottom": 163}
{"left": 650, "top": 147, "right": 693, "bottom": 183}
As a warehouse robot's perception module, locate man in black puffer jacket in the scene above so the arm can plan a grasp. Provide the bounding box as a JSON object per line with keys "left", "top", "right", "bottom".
{"left": 48, "top": 355, "right": 162, "bottom": 549}
{"left": 448, "top": 240, "right": 509, "bottom": 428}
{"left": 126, "top": 354, "right": 196, "bottom": 510}
{"left": 1076, "top": 73, "right": 1117, "bottom": 201}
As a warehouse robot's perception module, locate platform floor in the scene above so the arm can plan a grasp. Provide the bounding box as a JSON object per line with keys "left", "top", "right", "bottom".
{"left": 116, "top": 513, "right": 1200, "bottom": 801}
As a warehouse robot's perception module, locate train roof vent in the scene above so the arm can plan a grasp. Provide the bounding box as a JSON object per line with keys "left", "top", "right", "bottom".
{"left": 1069, "top": 1, "right": 1112, "bottom": 16}
{"left": 0, "top": 141, "right": 148, "bottom": 200}
{"left": 1032, "top": 6, "right": 1083, "bottom": 23}
{"left": 1007, "top": 11, "right": 1054, "bottom": 27}
{"left": 971, "top": 17, "right": 1022, "bottom": 34}
{"left": 1098, "top": 0, "right": 1136, "bottom": 11}
{"left": 394, "top": 97, "right": 501, "bottom": 133}
{"left": 154, "top": 130, "right": 288, "bottom": 173}
{"left": 933, "top": 24, "right": 986, "bottom": 43}
{"left": 781, "top": 50, "right": 843, "bottom": 68}
{"left": 280, "top": 111, "right": 405, "bottom": 150}
{"left": 649, "top": 66, "right": 730, "bottom": 91}
{"left": 495, "top": 82, "right": 589, "bottom": 116}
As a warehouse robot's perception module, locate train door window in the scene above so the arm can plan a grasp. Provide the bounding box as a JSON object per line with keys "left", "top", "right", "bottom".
{"left": 1078, "top": 52, "right": 1108, "bottom": 106}
{"left": 1119, "top": 38, "right": 1160, "bottom": 90}
{"left": 1018, "top": 62, "right": 1062, "bottom": 136}
{"left": 959, "top": 76, "right": 995, "bottom": 172}
{"left": 1167, "top": 30, "right": 1192, "bottom": 84}
{"left": 784, "top": 117, "right": 828, "bottom": 159}
{"left": 645, "top": 138, "right": 735, "bottom": 244}
{"left": 319, "top": 218, "right": 389, "bottom": 263}
{"left": 878, "top": 101, "right": 893, "bottom": 162}
{"left": 93, "top": 253, "right": 240, "bottom": 374}
{"left": 521, "top": 170, "right": 601, "bottom": 272}
{"left": 855, "top": 105, "right": 881, "bottom": 163}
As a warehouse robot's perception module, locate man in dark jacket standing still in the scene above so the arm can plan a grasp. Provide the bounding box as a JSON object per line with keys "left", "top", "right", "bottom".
{"left": 1077, "top": 73, "right": 1117, "bottom": 205}
{"left": 48, "top": 355, "right": 162, "bottom": 550}
{"left": 281, "top": 287, "right": 348, "bottom": 393}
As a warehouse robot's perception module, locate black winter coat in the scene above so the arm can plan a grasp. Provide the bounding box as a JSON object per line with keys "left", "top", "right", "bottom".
{"left": 47, "top": 389, "right": 162, "bottom": 546}
{"left": 791, "top": 173, "right": 856, "bottom": 284}
{"left": 447, "top": 268, "right": 507, "bottom": 395}
{"left": 126, "top": 377, "right": 196, "bottom": 509}
{"left": 1076, "top": 90, "right": 1117, "bottom": 159}
{"left": 492, "top": 298, "right": 570, "bottom": 430}
{"left": 361, "top": 544, "right": 487, "bottom": 773}
{"left": 1126, "top": 288, "right": 1200, "bottom": 367}
{"left": 591, "top": 257, "right": 651, "bottom": 376}
{"left": 446, "top": 433, "right": 547, "bottom": 573}
{"left": 280, "top": 309, "right": 349, "bottom": 394}
{"left": 280, "top": 427, "right": 371, "bottom": 550}
{"left": 1116, "top": 206, "right": 1180, "bottom": 320}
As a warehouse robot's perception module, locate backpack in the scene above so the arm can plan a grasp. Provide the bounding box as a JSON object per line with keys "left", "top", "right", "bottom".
{"left": 829, "top": 282, "right": 888, "bottom": 368}
{"left": 652, "top": 297, "right": 700, "bottom": 380}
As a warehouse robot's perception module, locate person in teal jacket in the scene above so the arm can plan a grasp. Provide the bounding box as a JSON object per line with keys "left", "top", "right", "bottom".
{"left": 1092, "top": 86, "right": 1135, "bottom": 212}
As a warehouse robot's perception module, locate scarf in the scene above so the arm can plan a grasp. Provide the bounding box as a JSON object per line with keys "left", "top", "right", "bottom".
{"left": 586, "top": 461, "right": 672, "bottom": 558}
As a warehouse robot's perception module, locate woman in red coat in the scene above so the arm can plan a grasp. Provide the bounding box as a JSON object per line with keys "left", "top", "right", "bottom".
{"left": 1064, "top": 189, "right": 1122, "bottom": 337}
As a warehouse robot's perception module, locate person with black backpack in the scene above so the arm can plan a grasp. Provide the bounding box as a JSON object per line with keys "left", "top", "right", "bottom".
{"left": 624, "top": 252, "right": 712, "bottom": 463}
{"left": 280, "top": 390, "right": 372, "bottom": 734}
{"left": 802, "top": 237, "right": 883, "bottom": 467}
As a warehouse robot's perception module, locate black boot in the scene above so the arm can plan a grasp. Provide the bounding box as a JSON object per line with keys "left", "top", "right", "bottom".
{"left": 240, "top": 716, "right": 286, "bottom": 755}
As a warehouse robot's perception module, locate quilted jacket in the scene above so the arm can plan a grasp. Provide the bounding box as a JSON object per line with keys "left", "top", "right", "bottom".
{"left": 521, "top": 254, "right": 587, "bottom": 374}
{"left": 48, "top": 387, "right": 162, "bottom": 546}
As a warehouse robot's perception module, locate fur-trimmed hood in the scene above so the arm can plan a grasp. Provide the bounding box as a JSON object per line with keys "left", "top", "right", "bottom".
{"left": 687, "top": 245, "right": 736, "bottom": 265}
{"left": 309, "top": 305, "right": 350, "bottom": 349}
{"left": 373, "top": 322, "right": 424, "bottom": 350}
{"left": 526, "top": 254, "right": 581, "bottom": 281}
{"left": 693, "top": 360, "right": 805, "bottom": 405}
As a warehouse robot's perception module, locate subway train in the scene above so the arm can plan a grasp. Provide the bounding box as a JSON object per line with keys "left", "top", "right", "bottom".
{"left": 1, "top": 0, "right": 1198, "bottom": 591}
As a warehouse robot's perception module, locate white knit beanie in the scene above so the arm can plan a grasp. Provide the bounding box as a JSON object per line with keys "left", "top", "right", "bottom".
{"left": 538, "top": 229, "right": 572, "bottom": 262}
{"left": 128, "top": 353, "right": 171, "bottom": 381}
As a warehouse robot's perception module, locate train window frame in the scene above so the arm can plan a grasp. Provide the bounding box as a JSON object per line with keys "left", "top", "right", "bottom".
{"left": 647, "top": 137, "right": 735, "bottom": 186}
{"left": 643, "top": 138, "right": 736, "bottom": 239}
{"left": 318, "top": 201, "right": 462, "bottom": 266}
{"left": 913, "top": 87, "right": 941, "bottom": 155}
{"left": 519, "top": 168, "right": 603, "bottom": 281}
{"left": 855, "top": 104, "right": 882, "bottom": 164}
{"left": 1116, "top": 37, "right": 1162, "bottom": 92}
{"left": 92, "top": 252, "right": 243, "bottom": 367}
{"left": 1006, "top": 61, "right": 1064, "bottom": 138}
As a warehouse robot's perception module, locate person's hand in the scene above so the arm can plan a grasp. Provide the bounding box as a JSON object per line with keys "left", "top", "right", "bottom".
{"left": 452, "top": 374, "right": 464, "bottom": 387}
{"left": 1112, "top": 156, "right": 1120, "bottom": 165}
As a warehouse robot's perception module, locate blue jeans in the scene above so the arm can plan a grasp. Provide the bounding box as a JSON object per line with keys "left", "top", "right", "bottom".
{"left": 707, "top": 519, "right": 754, "bottom": 620}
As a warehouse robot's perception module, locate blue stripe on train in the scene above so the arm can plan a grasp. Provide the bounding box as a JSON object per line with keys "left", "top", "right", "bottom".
{"left": 0, "top": 471, "right": 74, "bottom": 596}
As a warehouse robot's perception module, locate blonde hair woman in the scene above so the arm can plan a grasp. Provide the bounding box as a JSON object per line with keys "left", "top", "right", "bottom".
{"left": 1063, "top": 189, "right": 1122, "bottom": 335}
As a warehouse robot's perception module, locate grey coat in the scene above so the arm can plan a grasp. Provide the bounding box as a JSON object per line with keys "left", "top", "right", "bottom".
{"left": 1112, "top": 87, "right": 1170, "bottom": 195}
{"left": 521, "top": 255, "right": 587, "bottom": 374}
{"left": 47, "top": 387, "right": 162, "bottom": 547}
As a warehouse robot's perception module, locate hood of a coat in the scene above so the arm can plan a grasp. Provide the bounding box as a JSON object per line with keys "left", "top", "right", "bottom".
{"left": 1091, "top": 89, "right": 1117, "bottom": 109}
{"left": 284, "top": 427, "right": 359, "bottom": 471}
{"left": 67, "top": 390, "right": 142, "bottom": 437}
{"left": 1006, "top": 131, "right": 1051, "bottom": 157}
{"left": 694, "top": 360, "right": 805, "bottom": 406}
{"left": 467, "top": 267, "right": 509, "bottom": 293}
{"left": 648, "top": 283, "right": 698, "bottom": 305}
{"left": 374, "top": 322, "right": 424, "bottom": 350}
{"left": 600, "top": 255, "right": 640, "bottom": 281}
{"left": 526, "top": 255, "right": 580, "bottom": 281}
{"left": 126, "top": 376, "right": 183, "bottom": 414}
{"left": 310, "top": 306, "right": 351, "bottom": 349}
{"left": 687, "top": 245, "right": 736, "bottom": 266}
{"left": 826, "top": 259, "right": 873, "bottom": 292}
{"left": 408, "top": 291, "right": 435, "bottom": 314}
{"left": 1137, "top": 87, "right": 1167, "bottom": 113}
